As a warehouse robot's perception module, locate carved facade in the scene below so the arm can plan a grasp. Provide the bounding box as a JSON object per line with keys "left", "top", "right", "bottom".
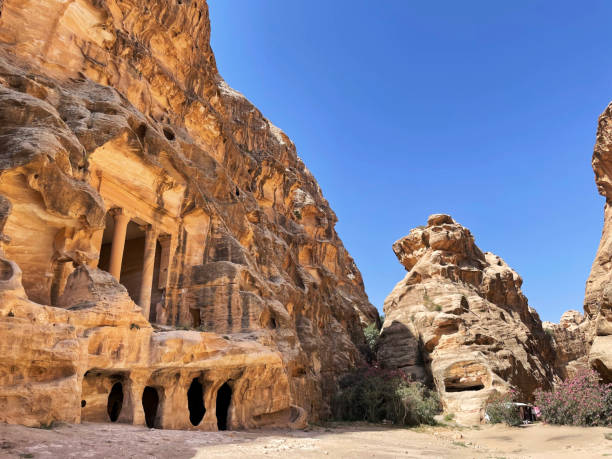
{"left": 0, "top": 0, "right": 377, "bottom": 429}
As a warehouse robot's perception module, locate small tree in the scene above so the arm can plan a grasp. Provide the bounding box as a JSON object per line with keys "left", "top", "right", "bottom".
{"left": 333, "top": 367, "right": 440, "bottom": 425}
{"left": 396, "top": 381, "right": 440, "bottom": 425}
{"left": 363, "top": 323, "right": 380, "bottom": 352}
{"left": 485, "top": 391, "right": 522, "bottom": 426}
{"left": 333, "top": 367, "right": 405, "bottom": 423}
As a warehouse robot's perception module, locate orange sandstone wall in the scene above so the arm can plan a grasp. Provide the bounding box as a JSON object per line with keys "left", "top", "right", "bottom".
{"left": 0, "top": 0, "right": 378, "bottom": 427}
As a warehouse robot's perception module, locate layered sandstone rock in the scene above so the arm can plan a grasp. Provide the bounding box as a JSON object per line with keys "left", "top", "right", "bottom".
{"left": 542, "top": 311, "right": 591, "bottom": 379}
{"left": 0, "top": 0, "right": 376, "bottom": 428}
{"left": 378, "top": 214, "right": 558, "bottom": 424}
{"left": 523, "top": 102, "right": 612, "bottom": 386}
{"left": 0, "top": 259, "right": 301, "bottom": 429}
{"left": 583, "top": 101, "right": 612, "bottom": 383}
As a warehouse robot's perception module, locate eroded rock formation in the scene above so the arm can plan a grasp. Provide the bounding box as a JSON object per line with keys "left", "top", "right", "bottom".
{"left": 542, "top": 311, "right": 591, "bottom": 380}
{"left": 582, "top": 101, "right": 612, "bottom": 383}
{"left": 0, "top": 0, "right": 377, "bottom": 429}
{"left": 378, "top": 214, "right": 559, "bottom": 424}
{"left": 511, "top": 102, "right": 612, "bottom": 389}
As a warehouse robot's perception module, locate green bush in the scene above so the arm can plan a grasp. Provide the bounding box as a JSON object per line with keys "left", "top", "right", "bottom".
{"left": 363, "top": 323, "right": 380, "bottom": 352}
{"left": 332, "top": 367, "right": 398, "bottom": 423}
{"left": 396, "top": 380, "right": 439, "bottom": 425}
{"left": 333, "top": 367, "right": 440, "bottom": 425}
{"left": 485, "top": 392, "right": 521, "bottom": 426}
{"left": 360, "top": 322, "right": 381, "bottom": 364}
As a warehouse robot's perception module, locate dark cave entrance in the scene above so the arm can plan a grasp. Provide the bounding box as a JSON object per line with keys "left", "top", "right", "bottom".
{"left": 107, "top": 382, "right": 124, "bottom": 422}
{"left": 98, "top": 212, "right": 117, "bottom": 274}
{"left": 444, "top": 376, "right": 485, "bottom": 392}
{"left": 187, "top": 378, "right": 206, "bottom": 426}
{"left": 216, "top": 382, "right": 232, "bottom": 431}
{"left": 142, "top": 386, "right": 159, "bottom": 428}
{"left": 445, "top": 383, "right": 485, "bottom": 392}
{"left": 190, "top": 308, "right": 201, "bottom": 329}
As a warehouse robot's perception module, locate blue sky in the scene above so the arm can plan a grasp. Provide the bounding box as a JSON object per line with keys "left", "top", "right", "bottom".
{"left": 208, "top": 1, "right": 612, "bottom": 322}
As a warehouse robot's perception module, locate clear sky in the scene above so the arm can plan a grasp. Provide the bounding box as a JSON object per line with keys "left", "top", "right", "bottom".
{"left": 208, "top": 1, "right": 612, "bottom": 322}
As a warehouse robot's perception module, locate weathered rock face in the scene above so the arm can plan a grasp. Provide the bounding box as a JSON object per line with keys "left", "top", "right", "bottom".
{"left": 378, "top": 214, "right": 558, "bottom": 424}
{"left": 0, "top": 261, "right": 300, "bottom": 429}
{"left": 542, "top": 311, "right": 591, "bottom": 380}
{"left": 583, "top": 101, "right": 612, "bottom": 383}
{"left": 0, "top": 0, "right": 376, "bottom": 428}
{"left": 522, "top": 102, "right": 612, "bottom": 387}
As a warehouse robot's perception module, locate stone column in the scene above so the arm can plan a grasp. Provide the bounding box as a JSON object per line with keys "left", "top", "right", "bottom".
{"left": 157, "top": 235, "right": 172, "bottom": 290}
{"left": 122, "top": 369, "right": 150, "bottom": 426}
{"left": 108, "top": 209, "right": 130, "bottom": 280}
{"left": 139, "top": 225, "right": 158, "bottom": 320}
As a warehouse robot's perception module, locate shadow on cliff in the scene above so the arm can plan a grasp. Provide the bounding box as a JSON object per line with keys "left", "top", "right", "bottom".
{"left": 377, "top": 320, "right": 433, "bottom": 385}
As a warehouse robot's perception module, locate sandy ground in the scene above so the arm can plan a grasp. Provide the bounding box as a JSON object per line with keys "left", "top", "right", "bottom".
{"left": 0, "top": 421, "right": 610, "bottom": 458}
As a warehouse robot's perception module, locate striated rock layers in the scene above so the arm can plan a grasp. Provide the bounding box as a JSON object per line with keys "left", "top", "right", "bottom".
{"left": 378, "top": 214, "right": 559, "bottom": 424}
{"left": 542, "top": 310, "right": 591, "bottom": 380}
{"left": 370, "top": 102, "right": 612, "bottom": 424}
{"left": 582, "top": 101, "right": 612, "bottom": 383}
{"left": 0, "top": 0, "right": 377, "bottom": 429}
{"left": 547, "top": 102, "right": 612, "bottom": 386}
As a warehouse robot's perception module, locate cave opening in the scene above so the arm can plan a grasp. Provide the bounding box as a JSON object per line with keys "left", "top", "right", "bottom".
{"left": 97, "top": 212, "right": 115, "bottom": 273}
{"left": 190, "top": 307, "right": 201, "bottom": 329}
{"left": 444, "top": 378, "right": 485, "bottom": 393}
{"left": 163, "top": 127, "right": 176, "bottom": 141}
{"left": 445, "top": 384, "right": 484, "bottom": 392}
{"left": 216, "top": 382, "right": 232, "bottom": 431}
{"left": 142, "top": 386, "right": 159, "bottom": 428}
{"left": 107, "top": 382, "right": 124, "bottom": 422}
{"left": 187, "top": 378, "right": 206, "bottom": 426}
{"left": 136, "top": 123, "right": 147, "bottom": 142}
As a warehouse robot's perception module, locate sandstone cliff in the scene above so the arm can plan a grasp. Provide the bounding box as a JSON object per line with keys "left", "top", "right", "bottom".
{"left": 378, "top": 214, "right": 559, "bottom": 424}
{"left": 582, "top": 101, "right": 612, "bottom": 383}
{"left": 372, "top": 101, "right": 612, "bottom": 424}
{"left": 542, "top": 310, "right": 591, "bottom": 380}
{"left": 507, "top": 102, "right": 612, "bottom": 389}
{"left": 0, "top": 0, "right": 377, "bottom": 428}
